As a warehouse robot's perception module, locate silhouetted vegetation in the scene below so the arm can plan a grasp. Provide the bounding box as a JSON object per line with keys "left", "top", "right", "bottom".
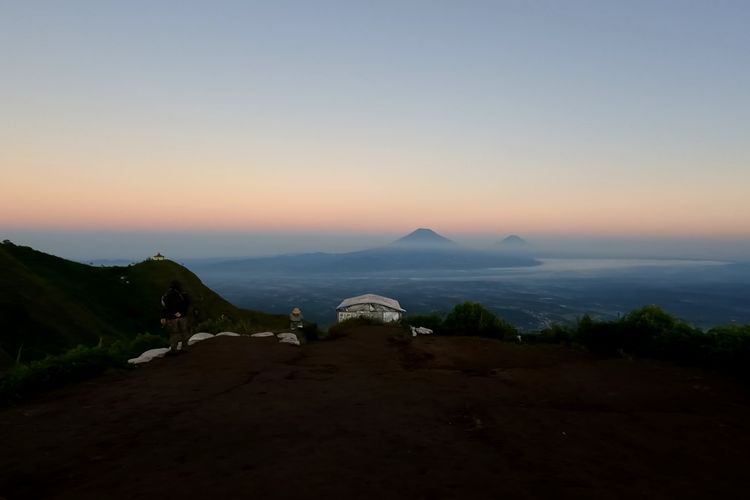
{"left": 443, "top": 302, "right": 518, "bottom": 339}
{"left": 325, "top": 316, "right": 397, "bottom": 339}
{"left": 402, "top": 313, "right": 445, "bottom": 332}
{"left": 403, "top": 302, "right": 750, "bottom": 379}
{"left": 404, "top": 302, "right": 517, "bottom": 340}
{"left": 299, "top": 322, "right": 321, "bottom": 342}
{"left": 329, "top": 317, "right": 376, "bottom": 337}
{"left": 0, "top": 333, "right": 166, "bottom": 405}
{"left": 538, "top": 305, "right": 750, "bottom": 380}
{"left": 194, "top": 314, "right": 287, "bottom": 335}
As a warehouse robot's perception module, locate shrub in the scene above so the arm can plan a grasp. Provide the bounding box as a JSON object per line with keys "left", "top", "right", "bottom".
{"left": 706, "top": 324, "right": 750, "bottom": 378}
{"left": 650, "top": 322, "right": 709, "bottom": 364}
{"left": 0, "top": 345, "right": 118, "bottom": 404}
{"left": 195, "top": 316, "right": 239, "bottom": 334}
{"left": 575, "top": 314, "right": 624, "bottom": 355}
{"left": 299, "top": 322, "right": 321, "bottom": 342}
{"left": 402, "top": 314, "right": 445, "bottom": 333}
{"left": 325, "top": 321, "right": 350, "bottom": 339}
{"left": 0, "top": 332, "right": 168, "bottom": 405}
{"left": 442, "top": 302, "right": 517, "bottom": 340}
{"left": 619, "top": 305, "right": 695, "bottom": 355}
{"left": 122, "top": 332, "right": 167, "bottom": 359}
{"left": 571, "top": 306, "right": 704, "bottom": 357}
{"left": 326, "top": 316, "right": 386, "bottom": 339}
{"left": 537, "top": 324, "right": 576, "bottom": 345}
{"left": 542, "top": 307, "right": 750, "bottom": 381}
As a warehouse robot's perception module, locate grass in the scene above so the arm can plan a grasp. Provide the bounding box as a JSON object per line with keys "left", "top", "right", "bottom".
{"left": 0, "top": 333, "right": 167, "bottom": 405}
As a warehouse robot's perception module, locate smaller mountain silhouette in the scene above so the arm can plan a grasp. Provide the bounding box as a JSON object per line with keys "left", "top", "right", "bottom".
{"left": 392, "top": 228, "right": 456, "bottom": 247}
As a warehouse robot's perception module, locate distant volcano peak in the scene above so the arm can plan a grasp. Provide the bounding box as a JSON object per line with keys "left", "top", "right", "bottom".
{"left": 392, "top": 228, "right": 456, "bottom": 247}
{"left": 500, "top": 235, "right": 528, "bottom": 246}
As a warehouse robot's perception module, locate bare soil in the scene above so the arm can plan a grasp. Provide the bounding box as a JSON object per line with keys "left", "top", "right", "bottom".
{"left": 2, "top": 326, "right": 749, "bottom": 499}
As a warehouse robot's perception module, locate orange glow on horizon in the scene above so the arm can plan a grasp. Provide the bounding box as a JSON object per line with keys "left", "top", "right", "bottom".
{"left": 2, "top": 145, "right": 748, "bottom": 239}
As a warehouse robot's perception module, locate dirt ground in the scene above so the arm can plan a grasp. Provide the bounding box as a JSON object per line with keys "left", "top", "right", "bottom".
{"left": 1, "top": 325, "right": 749, "bottom": 499}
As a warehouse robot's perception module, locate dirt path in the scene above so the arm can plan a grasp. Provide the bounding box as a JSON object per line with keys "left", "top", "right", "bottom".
{"left": 2, "top": 326, "right": 749, "bottom": 499}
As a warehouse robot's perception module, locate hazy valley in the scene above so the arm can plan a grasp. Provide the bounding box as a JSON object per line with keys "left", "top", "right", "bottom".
{"left": 185, "top": 229, "right": 750, "bottom": 330}
{"left": 192, "top": 257, "right": 750, "bottom": 330}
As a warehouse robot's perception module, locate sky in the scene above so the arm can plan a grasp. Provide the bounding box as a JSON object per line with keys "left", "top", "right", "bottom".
{"left": 1, "top": 1, "right": 749, "bottom": 259}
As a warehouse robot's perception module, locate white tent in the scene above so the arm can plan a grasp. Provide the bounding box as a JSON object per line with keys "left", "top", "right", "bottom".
{"left": 336, "top": 294, "right": 405, "bottom": 323}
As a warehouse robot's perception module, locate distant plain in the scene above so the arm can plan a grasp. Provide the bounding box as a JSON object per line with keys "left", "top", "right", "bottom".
{"left": 191, "top": 258, "right": 750, "bottom": 330}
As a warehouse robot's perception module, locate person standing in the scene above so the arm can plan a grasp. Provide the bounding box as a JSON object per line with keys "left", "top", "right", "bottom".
{"left": 160, "top": 280, "right": 192, "bottom": 354}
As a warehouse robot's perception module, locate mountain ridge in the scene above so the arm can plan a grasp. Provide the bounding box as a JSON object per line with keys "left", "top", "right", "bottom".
{"left": 0, "top": 241, "right": 284, "bottom": 367}
{"left": 201, "top": 228, "right": 540, "bottom": 274}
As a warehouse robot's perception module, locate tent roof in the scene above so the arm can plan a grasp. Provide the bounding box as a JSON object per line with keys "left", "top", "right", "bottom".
{"left": 336, "top": 294, "right": 405, "bottom": 312}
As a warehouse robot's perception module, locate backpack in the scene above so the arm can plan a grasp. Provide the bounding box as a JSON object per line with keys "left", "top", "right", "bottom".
{"left": 162, "top": 288, "right": 189, "bottom": 317}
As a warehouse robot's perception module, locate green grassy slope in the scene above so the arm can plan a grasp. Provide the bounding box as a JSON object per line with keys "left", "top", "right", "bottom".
{"left": 0, "top": 241, "right": 286, "bottom": 367}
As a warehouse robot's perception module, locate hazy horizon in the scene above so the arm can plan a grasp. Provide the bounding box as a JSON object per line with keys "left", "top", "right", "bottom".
{"left": 3, "top": 229, "right": 750, "bottom": 263}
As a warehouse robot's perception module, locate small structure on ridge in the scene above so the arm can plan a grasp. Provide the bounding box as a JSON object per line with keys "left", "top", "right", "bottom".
{"left": 336, "top": 294, "right": 405, "bottom": 323}
{"left": 151, "top": 252, "right": 166, "bottom": 261}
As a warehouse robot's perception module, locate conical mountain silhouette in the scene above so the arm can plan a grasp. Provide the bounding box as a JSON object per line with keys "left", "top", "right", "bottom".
{"left": 392, "top": 228, "right": 456, "bottom": 247}
{"left": 500, "top": 235, "right": 528, "bottom": 246}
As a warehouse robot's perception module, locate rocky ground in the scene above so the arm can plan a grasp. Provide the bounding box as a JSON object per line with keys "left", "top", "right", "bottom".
{"left": 1, "top": 325, "right": 749, "bottom": 499}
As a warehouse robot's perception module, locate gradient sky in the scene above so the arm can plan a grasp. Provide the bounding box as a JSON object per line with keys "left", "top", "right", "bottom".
{"left": 1, "top": 1, "right": 749, "bottom": 258}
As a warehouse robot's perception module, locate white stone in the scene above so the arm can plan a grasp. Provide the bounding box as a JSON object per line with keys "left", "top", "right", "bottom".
{"left": 411, "top": 326, "right": 434, "bottom": 337}
{"left": 251, "top": 331, "right": 276, "bottom": 338}
{"left": 277, "top": 332, "right": 300, "bottom": 346}
{"left": 188, "top": 332, "right": 215, "bottom": 345}
{"left": 216, "top": 332, "right": 241, "bottom": 337}
{"left": 127, "top": 347, "right": 170, "bottom": 364}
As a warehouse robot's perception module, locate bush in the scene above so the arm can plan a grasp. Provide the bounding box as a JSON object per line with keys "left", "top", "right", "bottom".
{"left": 0, "top": 332, "right": 168, "bottom": 405}
{"left": 402, "top": 314, "right": 445, "bottom": 333}
{"left": 121, "top": 332, "right": 167, "bottom": 359}
{"left": 576, "top": 314, "right": 625, "bottom": 355}
{"left": 574, "top": 306, "right": 704, "bottom": 357}
{"left": 619, "top": 306, "right": 696, "bottom": 355}
{"left": 195, "top": 316, "right": 243, "bottom": 334}
{"left": 706, "top": 324, "right": 750, "bottom": 377}
{"left": 299, "top": 322, "right": 321, "bottom": 342}
{"left": 325, "top": 321, "right": 350, "bottom": 340}
{"left": 537, "top": 324, "right": 576, "bottom": 345}
{"left": 0, "top": 345, "right": 118, "bottom": 404}
{"left": 540, "top": 306, "right": 750, "bottom": 381}
{"left": 326, "top": 316, "right": 386, "bottom": 339}
{"left": 442, "top": 302, "right": 518, "bottom": 340}
{"left": 650, "top": 322, "right": 709, "bottom": 364}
